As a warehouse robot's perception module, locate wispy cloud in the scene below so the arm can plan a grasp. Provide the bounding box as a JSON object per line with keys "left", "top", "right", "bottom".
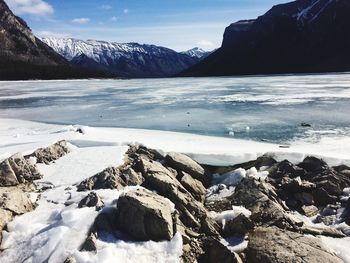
{"left": 123, "top": 9, "right": 129, "bottom": 14}
{"left": 111, "top": 16, "right": 118, "bottom": 22}
{"left": 100, "top": 4, "right": 112, "bottom": 10}
{"left": 5, "top": 0, "right": 54, "bottom": 16}
{"left": 71, "top": 18, "right": 90, "bottom": 25}
{"left": 36, "top": 30, "right": 71, "bottom": 39}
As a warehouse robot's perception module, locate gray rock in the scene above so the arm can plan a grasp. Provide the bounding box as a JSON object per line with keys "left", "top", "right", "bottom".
{"left": 222, "top": 214, "right": 254, "bottom": 236}
{"left": 0, "top": 160, "right": 19, "bottom": 186}
{"left": 77, "top": 167, "right": 125, "bottom": 191}
{"left": 180, "top": 172, "right": 206, "bottom": 202}
{"left": 165, "top": 152, "right": 210, "bottom": 186}
{"left": 28, "top": 140, "right": 70, "bottom": 164}
{"left": 0, "top": 208, "right": 13, "bottom": 242}
{"left": 316, "top": 215, "right": 337, "bottom": 226}
{"left": 0, "top": 153, "right": 42, "bottom": 186}
{"left": 81, "top": 232, "right": 97, "bottom": 252}
{"left": 115, "top": 188, "right": 174, "bottom": 241}
{"left": 246, "top": 227, "right": 343, "bottom": 263}
{"left": 120, "top": 167, "right": 144, "bottom": 186}
{"left": 78, "top": 192, "right": 104, "bottom": 211}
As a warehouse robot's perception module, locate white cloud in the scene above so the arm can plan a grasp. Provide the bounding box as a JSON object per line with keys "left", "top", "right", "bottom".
{"left": 123, "top": 9, "right": 129, "bottom": 14}
{"left": 197, "top": 40, "right": 214, "bottom": 47}
{"left": 36, "top": 30, "right": 71, "bottom": 39}
{"left": 100, "top": 4, "right": 112, "bottom": 10}
{"left": 5, "top": 0, "right": 54, "bottom": 16}
{"left": 111, "top": 16, "right": 118, "bottom": 22}
{"left": 72, "top": 18, "right": 90, "bottom": 25}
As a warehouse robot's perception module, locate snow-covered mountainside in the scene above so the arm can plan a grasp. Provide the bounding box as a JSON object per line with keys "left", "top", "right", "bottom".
{"left": 41, "top": 38, "right": 202, "bottom": 78}
{"left": 181, "top": 47, "right": 212, "bottom": 59}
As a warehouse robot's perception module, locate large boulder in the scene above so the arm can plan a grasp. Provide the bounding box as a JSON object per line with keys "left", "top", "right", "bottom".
{"left": 0, "top": 153, "right": 42, "bottom": 186}
{"left": 115, "top": 188, "right": 174, "bottom": 241}
{"left": 28, "top": 140, "right": 70, "bottom": 164}
{"left": 165, "top": 152, "right": 211, "bottom": 186}
{"left": 246, "top": 227, "right": 343, "bottom": 263}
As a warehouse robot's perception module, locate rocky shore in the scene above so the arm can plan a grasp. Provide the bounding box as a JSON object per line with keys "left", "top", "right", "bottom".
{"left": 0, "top": 141, "right": 349, "bottom": 262}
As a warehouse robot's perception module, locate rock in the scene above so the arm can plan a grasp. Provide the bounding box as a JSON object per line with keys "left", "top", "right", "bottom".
{"left": 0, "top": 153, "right": 42, "bottom": 186}
{"left": 231, "top": 177, "right": 299, "bottom": 229}
{"left": 180, "top": 172, "right": 206, "bottom": 202}
{"left": 165, "top": 152, "right": 211, "bottom": 186}
{"left": 246, "top": 227, "right": 343, "bottom": 263}
{"left": 294, "top": 192, "right": 314, "bottom": 206}
{"left": 0, "top": 208, "right": 13, "bottom": 242}
{"left": 78, "top": 192, "right": 104, "bottom": 211}
{"left": 268, "top": 160, "right": 305, "bottom": 179}
{"left": 77, "top": 167, "right": 125, "bottom": 191}
{"left": 316, "top": 215, "right": 337, "bottom": 226}
{"left": 321, "top": 204, "right": 339, "bottom": 216}
{"left": 28, "top": 140, "right": 70, "bottom": 164}
{"left": 81, "top": 232, "right": 97, "bottom": 251}
{"left": 0, "top": 160, "right": 19, "bottom": 186}
{"left": 63, "top": 256, "right": 77, "bottom": 263}
{"left": 301, "top": 122, "right": 312, "bottom": 128}
{"left": 115, "top": 188, "right": 174, "bottom": 241}
{"left": 0, "top": 187, "right": 34, "bottom": 215}
{"left": 138, "top": 158, "right": 219, "bottom": 234}
{"left": 222, "top": 214, "right": 254, "bottom": 236}
{"left": 301, "top": 205, "right": 319, "bottom": 217}
{"left": 120, "top": 167, "right": 144, "bottom": 186}
{"left": 313, "top": 187, "right": 338, "bottom": 206}
{"left": 298, "top": 156, "right": 328, "bottom": 172}
{"left": 198, "top": 237, "right": 243, "bottom": 263}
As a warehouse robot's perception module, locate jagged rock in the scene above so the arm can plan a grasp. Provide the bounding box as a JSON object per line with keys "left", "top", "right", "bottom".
{"left": 64, "top": 256, "right": 77, "bottom": 263}
{"left": 231, "top": 177, "right": 299, "bottom": 230}
{"left": 81, "top": 232, "right": 97, "bottom": 252}
{"left": 126, "top": 145, "right": 164, "bottom": 163}
{"left": 0, "top": 160, "right": 19, "bottom": 186}
{"left": 165, "top": 152, "right": 211, "bottom": 186}
{"left": 268, "top": 160, "right": 305, "bottom": 179}
{"left": 321, "top": 204, "right": 339, "bottom": 216}
{"left": 198, "top": 237, "right": 243, "bottom": 263}
{"left": 222, "top": 214, "right": 254, "bottom": 236}
{"left": 78, "top": 192, "right": 104, "bottom": 211}
{"left": 138, "top": 158, "right": 219, "bottom": 234}
{"left": 0, "top": 153, "right": 42, "bottom": 186}
{"left": 0, "top": 187, "right": 34, "bottom": 215}
{"left": 298, "top": 156, "right": 328, "bottom": 172}
{"left": 77, "top": 167, "right": 125, "bottom": 191}
{"left": 301, "top": 205, "right": 319, "bottom": 217}
{"left": 294, "top": 192, "right": 314, "bottom": 206}
{"left": 246, "top": 227, "right": 343, "bottom": 263}
{"left": 120, "top": 167, "right": 144, "bottom": 186}
{"left": 115, "top": 188, "right": 174, "bottom": 241}
{"left": 313, "top": 187, "right": 338, "bottom": 206}
{"left": 28, "top": 140, "right": 70, "bottom": 164}
{"left": 180, "top": 172, "right": 206, "bottom": 202}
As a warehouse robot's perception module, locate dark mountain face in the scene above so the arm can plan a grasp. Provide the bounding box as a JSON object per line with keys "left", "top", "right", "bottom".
{"left": 181, "top": 0, "right": 350, "bottom": 77}
{"left": 0, "top": 0, "right": 108, "bottom": 80}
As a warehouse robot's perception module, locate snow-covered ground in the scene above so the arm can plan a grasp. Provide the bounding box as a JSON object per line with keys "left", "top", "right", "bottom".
{"left": 1, "top": 118, "right": 350, "bottom": 263}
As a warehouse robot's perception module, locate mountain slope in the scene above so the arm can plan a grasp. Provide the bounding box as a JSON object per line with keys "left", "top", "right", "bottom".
{"left": 0, "top": 0, "right": 108, "bottom": 80}
{"left": 42, "top": 38, "right": 203, "bottom": 78}
{"left": 181, "top": 47, "right": 212, "bottom": 59}
{"left": 181, "top": 0, "right": 350, "bottom": 77}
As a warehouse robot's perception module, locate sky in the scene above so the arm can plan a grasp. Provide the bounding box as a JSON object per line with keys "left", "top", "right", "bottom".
{"left": 4, "top": 0, "right": 290, "bottom": 51}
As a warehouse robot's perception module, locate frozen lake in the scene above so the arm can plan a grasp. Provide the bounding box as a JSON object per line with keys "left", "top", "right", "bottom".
{"left": 1, "top": 73, "right": 350, "bottom": 145}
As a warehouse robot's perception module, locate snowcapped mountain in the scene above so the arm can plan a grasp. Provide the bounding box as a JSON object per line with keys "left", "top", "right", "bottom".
{"left": 41, "top": 38, "right": 201, "bottom": 78}
{"left": 181, "top": 47, "right": 212, "bottom": 59}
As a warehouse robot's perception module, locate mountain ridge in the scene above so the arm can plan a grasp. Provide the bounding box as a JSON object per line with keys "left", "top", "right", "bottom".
{"left": 181, "top": 0, "right": 350, "bottom": 77}
{"left": 42, "top": 37, "right": 212, "bottom": 78}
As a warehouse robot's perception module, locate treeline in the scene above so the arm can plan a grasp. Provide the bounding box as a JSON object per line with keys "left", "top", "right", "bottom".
{"left": 0, "top": 60, "right": 115, "bottom": 80}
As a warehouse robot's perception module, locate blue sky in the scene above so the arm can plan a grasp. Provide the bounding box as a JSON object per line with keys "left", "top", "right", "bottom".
{"left": 5, "top": 0, "right": 290, "bottom": 51}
